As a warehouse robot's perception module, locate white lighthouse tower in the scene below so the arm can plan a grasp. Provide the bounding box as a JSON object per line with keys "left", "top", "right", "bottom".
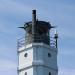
{"left": 17, "top": 10, "right": 58, "bottom": 75}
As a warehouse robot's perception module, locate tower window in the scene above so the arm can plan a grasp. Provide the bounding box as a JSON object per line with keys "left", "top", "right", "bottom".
{"left": 24, "top": 53, "right": 28, "bottom": 57}
{"left": 49, "top": 72, "right": 51, "bottom": 75}
{"left": 48, "top": 53, "right": 51, "bottom": 57}
{"left": 25, "top": 72, "right": 27, "bottom": 75}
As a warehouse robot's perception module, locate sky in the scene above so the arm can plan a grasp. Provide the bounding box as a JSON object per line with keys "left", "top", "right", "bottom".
{"left": 0, "top": 0, "right": 75, "bottom": 75}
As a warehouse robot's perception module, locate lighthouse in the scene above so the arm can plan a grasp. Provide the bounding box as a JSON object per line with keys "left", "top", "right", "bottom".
{"left": 17, "top": 10, "right": 58, "bottom": 75}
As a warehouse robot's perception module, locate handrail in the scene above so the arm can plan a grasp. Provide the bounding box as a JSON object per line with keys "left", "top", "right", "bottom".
{"left": 17, "top": 36, "right": 56, "bottom": 49}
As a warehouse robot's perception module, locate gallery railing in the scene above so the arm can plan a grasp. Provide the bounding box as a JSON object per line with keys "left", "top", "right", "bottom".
{"left": 17, "top": 35, "right": 56, "bottom": 49}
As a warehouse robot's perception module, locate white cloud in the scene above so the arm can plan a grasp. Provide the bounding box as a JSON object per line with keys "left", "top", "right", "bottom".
{"left": 0, "top": 22, "right": 11, "bottom": 33}
{"left": 0, "top": 59, "right": 17, "bottom": 71}
{"left": 59, "top": 49, "right": 75, "bottom": 56}
{"left": 0, "top": 0, "right": 34, "bottom": 16}
{"left": 0, "top": 21, "right": 17, "bottom": 34}
{"left": 58, "top": 68, "right": 75, "bottom": 75}
{"left": 0, "top": 58, "right": 17, "bottom": 75}
{"left": 58, "top": 27, "right": 75, "bottom": 39}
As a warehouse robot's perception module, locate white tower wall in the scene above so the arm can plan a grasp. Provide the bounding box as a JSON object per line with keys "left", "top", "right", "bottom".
{"left": 18, "top": 43, "right": 58, "bottom": 75}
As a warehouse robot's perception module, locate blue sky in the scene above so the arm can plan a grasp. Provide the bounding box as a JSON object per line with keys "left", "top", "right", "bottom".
{"left": 0, "top": 0, "right": 75, "bottom": 75}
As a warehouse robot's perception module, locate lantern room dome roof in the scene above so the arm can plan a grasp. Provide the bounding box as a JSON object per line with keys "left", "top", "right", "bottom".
{"left": 24, "top": 21, "right": 51, "bottom": 30}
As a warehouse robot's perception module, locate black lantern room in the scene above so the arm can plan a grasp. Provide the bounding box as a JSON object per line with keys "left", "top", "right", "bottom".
{"left": 19, "top": 10, "right": 55, "bottom": 45}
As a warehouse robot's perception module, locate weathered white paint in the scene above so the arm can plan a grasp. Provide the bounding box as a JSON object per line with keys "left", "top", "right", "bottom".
{"left": 19, "top": 68, "right": 33, "bottom": 75}
{"left": 18, "top": 43, "right": 58, "bottom": 75}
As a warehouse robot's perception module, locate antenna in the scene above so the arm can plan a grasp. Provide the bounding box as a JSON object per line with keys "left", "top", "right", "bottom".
{"left": 54, "top": 29, "right": 58, "bottom": 48}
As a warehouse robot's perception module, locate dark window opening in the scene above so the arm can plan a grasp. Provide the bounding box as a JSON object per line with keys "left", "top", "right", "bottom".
{"left": 24, "top": 53, "right": 28, "bottom": 57}
{"left": 48, "top": 53, "right": 51, "bottom": 57}
{"left": 25, "top": 72, "right": 27, "bottom": 75}
{"left": 49, "top": 72, "right": 51, "bottom": 75}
